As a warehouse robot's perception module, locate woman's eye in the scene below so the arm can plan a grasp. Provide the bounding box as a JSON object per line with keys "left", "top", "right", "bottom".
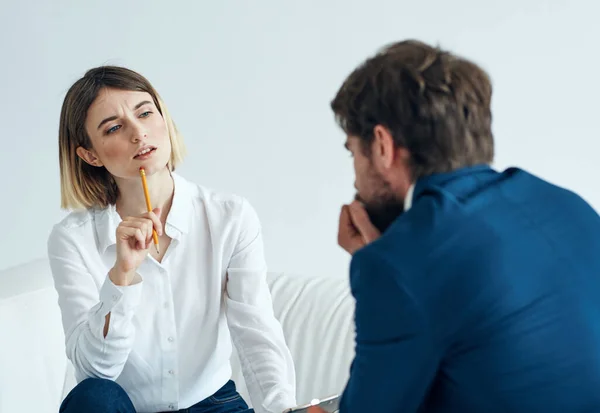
{"left": 140, "top": 111, "right": 152, "bottom": 118}
{"left": 106, "top": 125, "right": 121, "bottom": 134}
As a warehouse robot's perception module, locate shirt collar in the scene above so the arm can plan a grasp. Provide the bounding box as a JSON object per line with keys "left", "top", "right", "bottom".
{"left": 166, "top": 172, "right": 193, "bottom": 235}
{"left": 404, "top": 183, "right": 415, "bottom": 212}
{"left": 94, "top": 171, "right": 193, "bottom": 254}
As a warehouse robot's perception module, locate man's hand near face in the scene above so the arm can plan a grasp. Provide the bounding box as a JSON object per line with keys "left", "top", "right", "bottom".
{"left": 337, "top": 200, "right": 381, "bottom": 255}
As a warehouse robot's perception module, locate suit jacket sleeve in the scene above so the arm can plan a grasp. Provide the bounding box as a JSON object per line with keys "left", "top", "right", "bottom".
{"left": 339, "top": 247, "right": 441, "bottom": 413}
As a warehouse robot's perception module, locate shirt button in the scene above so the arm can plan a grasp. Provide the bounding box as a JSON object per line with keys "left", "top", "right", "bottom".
{"left": 168, "top": 369, "right": 175, "bottom": 375}
{"left": 163, "top": 302, "right": 169, "bottom": 309}
{"left": 168, "top": 404, "right": 175, "bottom": 410}
{"left": 167, "top": 336, "right": 174, "bottom": 342}
{"left": 112, "top": 295, "right": 118, "bottom": 301}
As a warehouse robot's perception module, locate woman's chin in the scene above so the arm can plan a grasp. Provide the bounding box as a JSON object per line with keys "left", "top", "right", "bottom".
{"left": 135, "top": 162, "right": 169, "bottom": 177}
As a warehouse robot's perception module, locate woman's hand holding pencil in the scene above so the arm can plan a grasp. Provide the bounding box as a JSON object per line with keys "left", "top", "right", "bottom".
{"left": 109, "top": 208, "right": 163, "bottom": 286}
{"left": 108, "top": 167, "right": 162, "bottom": 286}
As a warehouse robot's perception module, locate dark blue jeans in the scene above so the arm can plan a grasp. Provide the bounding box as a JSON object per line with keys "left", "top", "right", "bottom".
{"left": 59, "top": 378, "right": 253, "bottom": 413}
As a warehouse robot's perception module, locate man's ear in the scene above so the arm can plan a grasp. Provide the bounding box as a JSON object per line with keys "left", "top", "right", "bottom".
{"left": 76, "top": 146, "right": 103, "bottom": 167}
{"left": 372, "top": 125, "right": 396, "bottom": 170}
{"left": 372, "top": 125, "right": 410, "bottom": 172}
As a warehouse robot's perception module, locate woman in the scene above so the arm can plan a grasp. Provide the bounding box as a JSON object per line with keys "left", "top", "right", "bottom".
{"left": 48, "top": 66, "right": 297, "bottom": 413}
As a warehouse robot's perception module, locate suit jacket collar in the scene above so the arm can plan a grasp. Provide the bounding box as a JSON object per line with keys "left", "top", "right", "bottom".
{"left": 412, "top": 164, "right": 495, "bottom": 206}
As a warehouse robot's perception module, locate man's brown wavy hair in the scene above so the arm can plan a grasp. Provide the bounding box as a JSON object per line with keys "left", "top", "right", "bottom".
{"left": 331, "top": 39, "right": 494, "bottom": 180}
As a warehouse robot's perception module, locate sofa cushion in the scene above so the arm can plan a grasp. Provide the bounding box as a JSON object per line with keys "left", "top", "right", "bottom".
{"left": 0, "top": 259, "right": 69, "bottom": 413}
{"left": 231, "top": 273, "right": 355, "bottom": 406}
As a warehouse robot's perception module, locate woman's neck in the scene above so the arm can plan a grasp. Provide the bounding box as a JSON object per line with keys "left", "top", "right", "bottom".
{"left": 114, "top": 167, "right": 174, "bottom": 222}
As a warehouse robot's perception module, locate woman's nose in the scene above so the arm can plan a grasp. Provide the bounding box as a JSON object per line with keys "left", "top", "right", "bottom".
{"left": 130, "top": 122, "right": 147, "bottom": 142}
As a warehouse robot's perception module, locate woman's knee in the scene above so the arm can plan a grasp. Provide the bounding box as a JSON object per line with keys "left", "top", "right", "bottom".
{"left": 60, "top": 378, "right": 135, "bottom": 413}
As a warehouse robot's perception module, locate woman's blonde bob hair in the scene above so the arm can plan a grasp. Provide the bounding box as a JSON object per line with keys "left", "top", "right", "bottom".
{"left": 58, "top": 66, "right": 186, "bottom": 210}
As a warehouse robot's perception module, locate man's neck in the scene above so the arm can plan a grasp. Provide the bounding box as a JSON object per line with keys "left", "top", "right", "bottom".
{"left": 114, "top": 167, "right": 174, "bottom": 221}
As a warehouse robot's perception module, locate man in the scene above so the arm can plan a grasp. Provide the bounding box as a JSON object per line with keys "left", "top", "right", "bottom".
{"left": 310, "top": 40, "right": 600, "bottom": 412}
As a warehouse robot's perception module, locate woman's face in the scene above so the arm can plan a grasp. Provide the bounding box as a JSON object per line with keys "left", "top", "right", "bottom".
{"left": 77, "top": 87, "right": 171, "bottom": 179}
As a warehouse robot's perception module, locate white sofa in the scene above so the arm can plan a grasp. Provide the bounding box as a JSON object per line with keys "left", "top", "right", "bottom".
{"left": 0, "top": 258, "right": 355, "bottom": 413}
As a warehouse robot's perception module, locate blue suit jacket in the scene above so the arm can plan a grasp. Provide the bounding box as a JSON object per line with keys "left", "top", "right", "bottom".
{"left": 340, "top": 165, "right": 600, "bottom": 413}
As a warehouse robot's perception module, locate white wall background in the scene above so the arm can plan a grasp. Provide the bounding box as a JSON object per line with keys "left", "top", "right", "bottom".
{"left": 1, "top": 0, "right": 598, "bottom": 277}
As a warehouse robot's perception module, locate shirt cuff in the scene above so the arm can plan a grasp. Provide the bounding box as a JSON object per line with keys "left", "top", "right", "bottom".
{"left": 98, "top": 274, "right": 143, "bottom": 316}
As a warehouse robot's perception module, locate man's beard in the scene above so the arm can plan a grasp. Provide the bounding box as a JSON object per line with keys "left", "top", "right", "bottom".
{"left": 355, "top": 187, "right": 405, "bottom": 234}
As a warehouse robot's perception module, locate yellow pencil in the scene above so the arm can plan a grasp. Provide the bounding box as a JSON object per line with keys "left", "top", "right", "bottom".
{"left": 139, "top": 167, "right": 160, "bottom": 254}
